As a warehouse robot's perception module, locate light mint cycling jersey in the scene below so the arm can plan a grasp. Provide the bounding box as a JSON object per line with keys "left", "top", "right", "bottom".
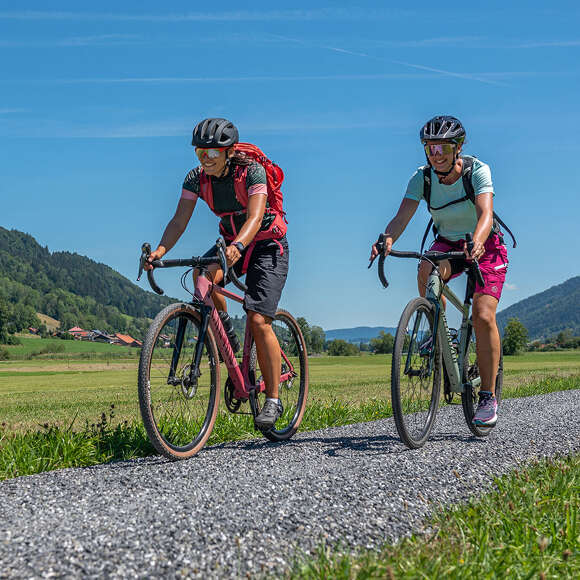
{"left": 405, "top": 157, "right": 494, "bottom": 241}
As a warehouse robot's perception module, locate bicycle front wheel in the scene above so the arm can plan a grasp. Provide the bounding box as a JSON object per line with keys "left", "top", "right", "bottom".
{"left": 250, "top": 309, "right": 309, "bottom": 442}
{"left": 461, "top": 322, "right": 503, "bottom": 437}
{"left": 391, "top": 297, "right": 441, "bottom": 449}
{"left": 138, "top": 303, "right": 220, "bottom": 460}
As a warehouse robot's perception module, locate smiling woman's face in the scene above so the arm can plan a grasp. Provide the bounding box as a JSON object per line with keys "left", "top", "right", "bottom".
{"left": 195, "top": 147, "right": 229, "bottom": 176}
{"left": 425, "top": 140, "right": 461, "bottom": 173}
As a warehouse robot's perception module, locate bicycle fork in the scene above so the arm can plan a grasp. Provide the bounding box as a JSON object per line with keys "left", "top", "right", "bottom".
{"left": 167, "top": 304, "right": 211, "bottom": 388}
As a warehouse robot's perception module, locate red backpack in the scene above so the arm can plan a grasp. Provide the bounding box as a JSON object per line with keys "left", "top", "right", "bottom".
{"left": 198, "top": 143, "right": 287, "bottom": 242}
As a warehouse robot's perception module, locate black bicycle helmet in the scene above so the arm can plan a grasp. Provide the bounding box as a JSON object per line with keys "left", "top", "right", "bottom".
{"left": 192, "top": 118, "right": 239, "bottom": 147}
{"left": 420, "top": 115, "right": 465, "bottom": 144}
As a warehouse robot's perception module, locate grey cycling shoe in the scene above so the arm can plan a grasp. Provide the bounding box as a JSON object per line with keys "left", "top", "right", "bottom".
{"left": 254, "top": 399, "right": 282, "bottom": 429}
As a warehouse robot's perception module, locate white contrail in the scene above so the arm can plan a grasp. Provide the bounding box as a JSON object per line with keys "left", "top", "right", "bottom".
{"left": 268, "top": 33, "right": 507, "bottom": 86}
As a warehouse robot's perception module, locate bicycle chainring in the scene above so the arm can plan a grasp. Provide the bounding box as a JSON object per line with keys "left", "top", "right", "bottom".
{"left": 224, "top": 377, "right": 242, "bottom": 413}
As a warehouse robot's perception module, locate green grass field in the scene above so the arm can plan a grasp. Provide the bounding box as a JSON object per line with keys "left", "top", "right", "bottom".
{"left": 291, "top": 454, "right": 579, "bottom": 579}
{"left": 3, "top": 335, "right": 139, "bottom": 359}
{"left": 0, "top": 340, "right": 578, "bottom": 431}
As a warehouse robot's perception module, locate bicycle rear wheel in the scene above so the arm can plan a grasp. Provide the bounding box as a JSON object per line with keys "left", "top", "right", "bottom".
{"left": 138, "top": 303, "right": 220, "bottom": 460}
{"left": 249, "top": 310, "right": 308, "bottom": 442}
{"left": 461, "top": 322, "right": 503, "bottom": 437}
{"left": 391, "top": 297, "right": 441, "bottom": 449}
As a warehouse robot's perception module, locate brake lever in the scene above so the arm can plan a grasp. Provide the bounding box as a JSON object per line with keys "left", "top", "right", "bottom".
{"left": 137, "top": 242, "right": 151, "bottom": 281}
{"left": 368, "top": 233, "right": 386, "bottom": 269}
{"left": 215, "top": 237, "right": 229, "bottom": 280}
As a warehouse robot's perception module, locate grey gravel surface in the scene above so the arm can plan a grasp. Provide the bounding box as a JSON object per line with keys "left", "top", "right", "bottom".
{"left": 0, "top": 389, "right": 578, "bottom": 579}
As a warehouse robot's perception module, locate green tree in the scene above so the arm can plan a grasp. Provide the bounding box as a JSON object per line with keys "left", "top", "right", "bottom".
{"left": 370, "top": 331, "right": 395, "bottom": 354}
{"left": 310, "top": 325, "right": 325, "bottom": 354}
{"left": 556, "top": 329, "right": 573, "bottom": 346}
{"left": 296, "top": 317, "right": 312, "bottom": 352}
{"left": 327, "top": 339, "right": 359, "bottom": 356}
{"left": 0, "top": 296, "right": 11, "bottom": 344}
{"left": 503, "top": 317, "right": 529, "bottom": 355}
{"left": 9, "top": 303, "right": 39, "bottom": 332}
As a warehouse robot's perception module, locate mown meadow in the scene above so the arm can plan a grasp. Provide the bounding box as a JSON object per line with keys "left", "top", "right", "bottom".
{"left": 1, "top": 336, "right": 578, "bottom": 432}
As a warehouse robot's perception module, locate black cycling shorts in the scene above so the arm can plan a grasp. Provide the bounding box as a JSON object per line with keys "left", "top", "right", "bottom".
{"left": 203, "top": 236, "right": 289, "bottom": 320}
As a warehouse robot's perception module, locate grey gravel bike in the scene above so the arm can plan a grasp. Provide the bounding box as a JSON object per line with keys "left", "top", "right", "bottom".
{"left": 370, "top": 233, "right": 503, "bottom": 449}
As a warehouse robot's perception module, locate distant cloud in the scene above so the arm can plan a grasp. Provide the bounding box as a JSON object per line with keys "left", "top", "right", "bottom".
{"left": 4, "top": 70, "right": 570, "bottom": 87}
{"left": 372, "top": 36, "right": 485, "bottom": 48}
{"left": 504, "top": 283, "right": 518, "bottom": 291}
{"left": 60, "top": 34, "right": 143, "bottom": 47}
{"left": 0, "top": 33, "right": 143, "bottom": 48}
{"left": 0, "top": 108, "right": 26, "bottom": 114}
{"left": 0, "top": 117, "right": 409, "bottom": 139}
{"left": 4, "top": 73, "right": 438, "bottom": 85}
{"left": 515, "top": 40, "right": 580, "bottom": 48}
{"left": 0, "top": 9, "right": 414, "bottom": 22}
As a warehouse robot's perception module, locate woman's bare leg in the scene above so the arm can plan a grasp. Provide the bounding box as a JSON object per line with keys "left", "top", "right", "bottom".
{"left": 248, "top": 310, "right": 280, "bottom": 399}
{"left": 471, "top": 293, "right": 501, "bottom": 396}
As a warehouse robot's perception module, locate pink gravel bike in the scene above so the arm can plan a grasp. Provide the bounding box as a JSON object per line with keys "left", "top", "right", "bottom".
{"left": 137, "top": 238, "right": 308, "bottom": 460}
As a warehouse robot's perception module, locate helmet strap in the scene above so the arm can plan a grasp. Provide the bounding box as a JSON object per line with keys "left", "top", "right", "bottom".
{"left": 218, "top": 151, "right": 233, "bottom": 178}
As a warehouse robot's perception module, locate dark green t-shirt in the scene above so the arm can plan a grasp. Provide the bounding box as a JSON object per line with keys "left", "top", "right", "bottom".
{"left": 182, "top": 162, "right": 273, "bottom": 237}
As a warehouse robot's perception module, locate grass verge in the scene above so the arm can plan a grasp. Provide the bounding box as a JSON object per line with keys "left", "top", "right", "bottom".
{"left": 0, "top": 374, "right": 578, "bottom": 482}
{"left": 289, "top": 454, "right": 579, "bottom": 579}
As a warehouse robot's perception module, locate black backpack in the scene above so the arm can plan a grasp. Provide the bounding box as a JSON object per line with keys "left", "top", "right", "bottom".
{"left": 420, "top": 155, "right": 517, "bottom": 253}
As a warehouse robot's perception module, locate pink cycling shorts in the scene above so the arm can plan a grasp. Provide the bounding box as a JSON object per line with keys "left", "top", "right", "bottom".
{"left": 429, "top": 233, "right": 509, "bottom": 301}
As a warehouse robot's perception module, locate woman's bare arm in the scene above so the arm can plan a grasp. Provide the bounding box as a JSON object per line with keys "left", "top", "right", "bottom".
{"left": 370, "top": 197, "right": 420, "bottom": 259}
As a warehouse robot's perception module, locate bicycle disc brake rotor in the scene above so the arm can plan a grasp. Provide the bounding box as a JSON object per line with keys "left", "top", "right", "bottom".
{"left": 281, "top": 364, "right": 295, "bottom": 389}
{"left": 179, "top": 364, "right": 198, "bottom": 399}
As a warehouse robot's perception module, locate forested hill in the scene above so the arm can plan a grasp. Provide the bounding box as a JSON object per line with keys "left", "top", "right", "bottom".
{"left": 496, "top": 276, "right": 580, "bottom": 340}
{"left": 0, "top": 227, "right": 174, "bottom": 335}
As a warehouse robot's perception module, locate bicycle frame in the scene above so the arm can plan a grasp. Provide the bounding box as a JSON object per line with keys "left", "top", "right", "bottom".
{"left": 187, "top": 272, "right": 296, "bottom": 401}
{"left": 423, "top": 272, "right": 481, "bottom": 394}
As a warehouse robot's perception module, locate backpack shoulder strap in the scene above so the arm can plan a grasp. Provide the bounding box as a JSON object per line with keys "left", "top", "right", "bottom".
{"left": 420, "top": 218, "right": 434, "bottom": 254}
{"left": 461, "top": 155, "right": 476, "bottom": 203}
{"left": 421, "top": 165, "right": 432, "bottom": 209}
{"left": 199, "top": 170, "right": 214, "bottom": 210}
{"left": 233, "top": 165, "right": 248, "bottom": 207}
{"left": 420, "top": 165, "right": 434, "bottom": 254}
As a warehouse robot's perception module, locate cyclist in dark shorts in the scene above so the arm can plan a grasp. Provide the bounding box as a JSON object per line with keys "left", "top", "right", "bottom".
{"left": 146, "top": 118, "right": 289, "bottom": 428}
{"left": 370, "top": 116, "right": 509, "bottom": 428}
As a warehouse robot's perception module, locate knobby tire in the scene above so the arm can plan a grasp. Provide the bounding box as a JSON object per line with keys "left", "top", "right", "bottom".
{"left": 391, "top": 297, "right": 441, "bottom": 449}
{"left": 138, "top": 302, "right": 220, "bottom": 460}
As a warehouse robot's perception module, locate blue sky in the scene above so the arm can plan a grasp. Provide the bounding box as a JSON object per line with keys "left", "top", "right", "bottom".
{"left": 1, "top": 1, "right": 579, "bottom": 330}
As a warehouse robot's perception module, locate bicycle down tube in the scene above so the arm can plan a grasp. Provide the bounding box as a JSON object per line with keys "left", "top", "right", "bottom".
{"left": 424, "top": 269, "right": 481, "bottom": 394}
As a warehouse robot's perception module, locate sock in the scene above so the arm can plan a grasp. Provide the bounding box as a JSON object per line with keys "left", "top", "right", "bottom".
{"left": 266, "top": 397, "right": 280, "bottom": 404}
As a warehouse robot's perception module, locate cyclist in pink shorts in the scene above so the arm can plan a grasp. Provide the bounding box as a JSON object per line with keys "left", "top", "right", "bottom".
{"left": 371, "top": 116, "right": 510, "bottom": 428}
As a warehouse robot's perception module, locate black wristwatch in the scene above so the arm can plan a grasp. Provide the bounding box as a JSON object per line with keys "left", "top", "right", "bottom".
{"left": 232, "top": 241, "right": 245, "bottom": 253}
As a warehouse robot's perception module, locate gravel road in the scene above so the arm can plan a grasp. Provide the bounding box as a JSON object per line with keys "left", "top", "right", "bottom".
{"left": 0, "top": 390, "right": 578, "bottom": 579}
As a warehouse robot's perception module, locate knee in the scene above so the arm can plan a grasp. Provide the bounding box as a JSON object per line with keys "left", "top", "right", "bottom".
{"left": 417, "top": 262, "right": 432, "bottom": 293}
{"left": 248, "top": 311, "right": 271, "bottom": 336}
{"left": 472, "top": 305, "right": 496, "bottom": 329}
